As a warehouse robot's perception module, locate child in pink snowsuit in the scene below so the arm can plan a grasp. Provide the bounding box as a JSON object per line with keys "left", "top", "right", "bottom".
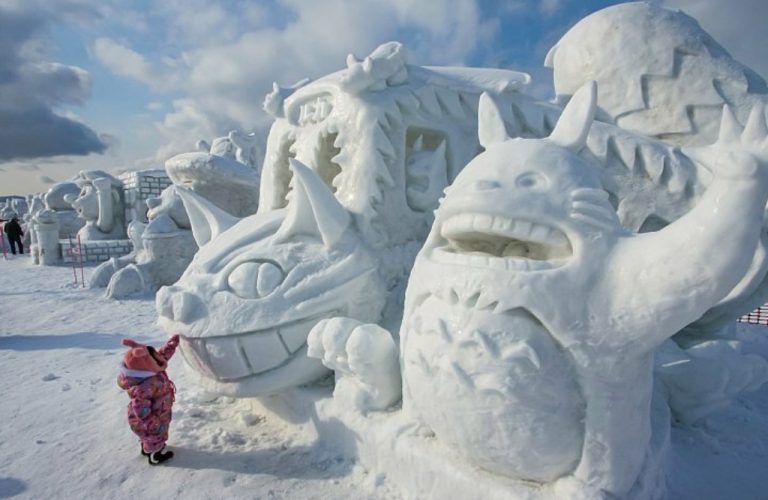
{"left": 118, "top": 334, "right": 180, "bottom": 465}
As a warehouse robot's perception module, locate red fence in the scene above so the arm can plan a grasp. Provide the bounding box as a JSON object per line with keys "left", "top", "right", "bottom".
{"left": 739, "top": 305, "right": 768, "bottom": 325}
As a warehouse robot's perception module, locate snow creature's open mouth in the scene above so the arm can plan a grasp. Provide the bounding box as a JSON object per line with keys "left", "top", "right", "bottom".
{"left": 180, "top": 310, "right": 340, "bottom": 382}
{"left": 433, "top": 213, "right": 572, "bottom": 271}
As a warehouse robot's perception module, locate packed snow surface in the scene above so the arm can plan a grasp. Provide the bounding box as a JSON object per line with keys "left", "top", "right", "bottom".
{"left": 1, "top": 255, "right": 768, "bottom": 499}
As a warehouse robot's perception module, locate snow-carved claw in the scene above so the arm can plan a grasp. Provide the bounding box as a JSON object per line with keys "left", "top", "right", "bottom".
{"left": 308, "top": 317, "right": 401, "bottom": 413}
{"left": 684, "top": 104, "right": 768, "bottom": 179}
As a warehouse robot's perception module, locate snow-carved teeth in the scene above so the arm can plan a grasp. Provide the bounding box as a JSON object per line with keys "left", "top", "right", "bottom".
{"left": 433, "top": 213, "right": 572, "bottom": 270}
{"left": 181, "top": 311, "right": 338, "bottom": 382}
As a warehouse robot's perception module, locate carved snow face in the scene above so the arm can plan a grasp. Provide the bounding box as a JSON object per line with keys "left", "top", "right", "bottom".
{"left": 66, "top": 184, "right": 99, "bottom": 220}
{"left": 142, "top": 186, "right": 193, "bottom": 259}
{"left": 416, "top": 87, "right": 619, "bottom": 305}
{"left": 157, "top": 161, "right": 386, "bottom": 396}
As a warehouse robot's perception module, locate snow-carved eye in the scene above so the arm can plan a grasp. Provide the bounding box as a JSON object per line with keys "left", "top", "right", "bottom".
{"left": 227, "top": 261, "right": 285, "bottom": 299}
{"left": 515, "top": 172, "right": 548, "bottom": 191}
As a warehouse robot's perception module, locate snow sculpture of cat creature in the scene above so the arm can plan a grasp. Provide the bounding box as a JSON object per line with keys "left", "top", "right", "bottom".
{"left": 400, "top": 82, "right": 768, "bottom": 497}
{"left": 63, "top": 171, "right": 126, "bottom": 241}
{"left": 157, "top": 159, "right": 386, "bottom": 396}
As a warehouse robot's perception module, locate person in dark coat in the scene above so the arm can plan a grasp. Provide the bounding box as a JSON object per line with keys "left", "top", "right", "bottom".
{"left": 3, "top": 217, "right": 24, "bottom": 254}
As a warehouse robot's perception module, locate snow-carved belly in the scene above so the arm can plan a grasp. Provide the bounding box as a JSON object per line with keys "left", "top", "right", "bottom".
{"left": 402, "top": 296, "right": 585, "bottom": 482}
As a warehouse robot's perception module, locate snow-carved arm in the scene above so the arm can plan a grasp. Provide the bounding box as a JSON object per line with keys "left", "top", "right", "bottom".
{"left": 610, "top": 105, "right": 768, "bottom": 348}
{"left": 92, "top": 177, "right": 116, "bottom": 233}
{"left": 308, "top": 317, "right": 401, "bottom": 413}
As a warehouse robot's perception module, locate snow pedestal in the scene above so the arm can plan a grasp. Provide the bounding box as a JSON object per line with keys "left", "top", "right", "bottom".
{"left": 35, "top": 211, "right": 61, "bottom": 266}
{"left": 246, "top": 386, "right": 670, "bottom": 499}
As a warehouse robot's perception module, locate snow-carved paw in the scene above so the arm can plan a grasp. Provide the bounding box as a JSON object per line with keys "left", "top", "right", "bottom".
{"left": 106, "top": 264, "right": 147, "bottom": 299}
{"left": 90, "top": 257, "right": 121, "bottom": 288}
{"left": 656, "top": 338, "right": 768, "bottom": 424}
{"left": 684, "top": 104, "right": 768, "bottom": 179}
{"left": 308, "top": 317, "right": 401, "bottom": 413}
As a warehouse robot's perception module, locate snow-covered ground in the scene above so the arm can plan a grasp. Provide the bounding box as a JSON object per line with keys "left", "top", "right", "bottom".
{"left": 1, "top": 254, "right": 767, "bottom": 499}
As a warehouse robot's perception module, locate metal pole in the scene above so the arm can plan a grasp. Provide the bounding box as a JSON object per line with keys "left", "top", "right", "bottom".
{"left": 69, "top": 234, "right": 78, "bottom": 285}
{"left": 77, "top": 234, "right": 85, "bottom": 288}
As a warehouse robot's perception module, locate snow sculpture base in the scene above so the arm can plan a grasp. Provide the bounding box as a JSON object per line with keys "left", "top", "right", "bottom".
{"left": 248, "top": 386, "right": 669, "bottom": 499}
{"left": 60, "top": 239, "right": 133, "bottom": 264}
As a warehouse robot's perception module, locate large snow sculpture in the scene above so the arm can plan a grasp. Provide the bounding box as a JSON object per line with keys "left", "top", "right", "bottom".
{"left": 546, "top": 2, "right": 767, "bottom": 147}
{"left": 63, "top": 171, "right": 126, "bottom": 240}
{"left": 90, "top": 185, "right": 197, "bottom": 298}
{"left": 400, "top": 83, "right": 768, "bottom": 496}
{"left": 158, "top": 43, "right": 550, "bottom": 396}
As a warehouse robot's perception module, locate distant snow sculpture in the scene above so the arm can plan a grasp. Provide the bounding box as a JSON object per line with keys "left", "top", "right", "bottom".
{"left": 63, "top": 171, "right": 126, "bottom": 240}
{"left": 90, "top": 186, "right": 196, "bottom": 298}
{"left": 34, "top": 209, "right": 61, "bottom": 265}
{"left": 400, "top": 83, "right": 768, "bottom": 496}
{"left": 546, "top": 2, "right": 767, "bottom": 147}
{"left": 169, "top": 130, "right": 261, "bottom": 217}
{"left": 43, "top": 181, "right": 84, "bottom": 238}
{"left": 0, "top": 200, "right": 15, "bottom": 220}
{"left": 25, "top": 194, "right": 44, "bottom": 262}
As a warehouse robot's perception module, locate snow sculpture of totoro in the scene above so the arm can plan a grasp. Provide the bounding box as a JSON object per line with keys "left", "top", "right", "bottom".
{"left": 400, "top": 82, "right": 768, "bottom": 496}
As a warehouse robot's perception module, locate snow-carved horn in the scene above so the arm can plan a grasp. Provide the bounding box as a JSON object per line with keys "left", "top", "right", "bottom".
{"left": 743, "top": 103, "right": 767, "bottom": 144}
{"left": 176, "top": 186, "right": 239, "bottom": 247}
{"left": 275, "top": 159, "right": 351, "bottom": 247}
{"left": 478, "top": 92, "right": 509, "bottom": 148}
{"left": 717, "top": 105, "right": 743, "bottom": 144}
{"left": 549, "top": 80, "right": 597, "bottom": 152}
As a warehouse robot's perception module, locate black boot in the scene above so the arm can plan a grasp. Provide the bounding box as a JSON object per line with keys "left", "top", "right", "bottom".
{"left": 148, "top": 447, "right": 174, "bottom": 465}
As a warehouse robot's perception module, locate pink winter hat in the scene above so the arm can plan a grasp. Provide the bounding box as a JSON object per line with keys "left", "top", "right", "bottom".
{"left": 122, "top": 338, "right": 167, "bottom": 372}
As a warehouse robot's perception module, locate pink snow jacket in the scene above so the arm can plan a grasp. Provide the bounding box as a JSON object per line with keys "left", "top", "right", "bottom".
{"left": 117, "top": 336, "right": 179, "bottom": 453}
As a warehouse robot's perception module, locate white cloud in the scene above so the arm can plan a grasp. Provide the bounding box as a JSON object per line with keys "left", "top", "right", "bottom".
{"left": 128, "top": 0, "right": 487, "bottom": 163}
{"left": 540, "top": 0, "right": 562, "bottom": 16}
{"left": 92, "top": 37, "right": 179, "bottom": 91}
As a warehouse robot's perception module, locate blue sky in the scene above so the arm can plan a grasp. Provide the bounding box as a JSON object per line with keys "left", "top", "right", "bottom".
{"left": 1, "top": 0, "right": 766, "bottom": 196}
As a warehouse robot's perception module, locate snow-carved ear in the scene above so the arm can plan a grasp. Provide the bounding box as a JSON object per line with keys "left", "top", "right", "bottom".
{"left": 478, "top": 92, "right": 509, "bottom": 149}
{"left": 543, "top": 43, "right": 558, "bottom": 68}
{"left": 176, "top": 186, "right": 239, "bottom": 247}
{"left": 549, "top": 80, "right": 597, "bottom": 152}
{"left": 275, "top": 159, "right": 351, "bottom": 247}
